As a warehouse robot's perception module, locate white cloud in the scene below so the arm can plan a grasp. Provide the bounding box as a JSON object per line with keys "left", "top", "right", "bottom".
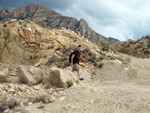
{"left": 56, "top": 0, "right": 150, "bottom": 41}
{"left": 1, "top": 0, "right": 150, "bottom": 41}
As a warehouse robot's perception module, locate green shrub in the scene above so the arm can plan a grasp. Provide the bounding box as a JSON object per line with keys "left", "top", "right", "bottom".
{"left": 29, "top": 18, "right": 34, "bottom": 22}
{"left": 147, "top": 43, "right": 150, "bottom": 48}
{"left": 30, "top": 56, "right": 32, "bottom": 59}
{"left": 66, "top": 80, "right": 73, "bottom": 88}
{"left": 109, "top": 46, "right": 117, "bottom": 53}
{"left": 100, "top": 41, "right": 116, "bottom": 53}
{"left": 100, "top": 41, "right": 109, "bottom": 51}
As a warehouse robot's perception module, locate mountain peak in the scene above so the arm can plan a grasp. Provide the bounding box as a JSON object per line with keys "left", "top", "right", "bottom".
{"left": 0, "top": 4, "right": 118, "bottom": 44}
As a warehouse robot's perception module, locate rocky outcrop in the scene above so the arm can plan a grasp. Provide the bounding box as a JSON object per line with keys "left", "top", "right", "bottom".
{"left": 0, "top": 4, "right": 119, "bottom": 44}
{"left": 0, "top": 20, "right": 101, "bottom": 66}
{"left": 18, "top": 65, "right": 43, "bottom": 85}
{"left": 113, "top": 35, "right": 150, "bottom": 58}
{"left": 49, "top": 68, "right": 77, "bottom": 88}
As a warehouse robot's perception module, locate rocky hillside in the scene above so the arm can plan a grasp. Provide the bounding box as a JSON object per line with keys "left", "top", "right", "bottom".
{"left": 0, "top": 19, "right": 105, "bottom": 67}
{"left": 1, "top": 19, "right": 150, "bottom": 113}
{"left": 0, "top": 4, "right": 119, "bottom": 44}
{"left": 113, "top": 35, "right": 150, "bottom": 58}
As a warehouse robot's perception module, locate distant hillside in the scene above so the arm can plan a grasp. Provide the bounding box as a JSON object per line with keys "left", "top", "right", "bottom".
{"left": 113, "top": 35, "right": 150, "bottom": 58}
{"left": 107, "top": 37, "right": 120, "bottom": 44}
{"left": 0, "top": 4, "right": 119, "bottom": 44}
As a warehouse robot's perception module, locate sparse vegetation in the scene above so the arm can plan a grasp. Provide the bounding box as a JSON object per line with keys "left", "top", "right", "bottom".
{"left": 0, "top": 97, "right": 20, "bottom": 112}
{"left": 0, "top": 76, "right": 10, "bottom": 83}
{"left": 100, "top": 41, "right": 109, "bottom": 51}
{"left": 100, "top": 41, "right": 116, "bottom": 53}
{"left": 118, "top": 47, "right": 130, "bottom": 54}
{"left": 47, "top": 55, "right": 58, "bottom": 66}
{"left": 66, "top": 80, "right": 73, "bottom": 88}
{"left": 144, "top": 49, "right": 150, "bottom": 54}
{"left": 82, "top": 48, "right": 97, "bottom": 64}
{"left": 54, "top": 27, "right": 63, "bottom": 29}
{"left": 29, "top": 95, "right": 50, "bottom": 104}
{"left": 147, "top": 43, "right": 150, "bottom": 48}
{"left": 37, "top": 105, "right": 45, "bottom": 109}
{"left": 46, "top": 47, "right": 74, "bottom": 68}
{"left": 29, "top": 18, "right": 34, "bottom": 22}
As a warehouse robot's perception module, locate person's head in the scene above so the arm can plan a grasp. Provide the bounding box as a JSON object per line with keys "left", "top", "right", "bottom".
{"left": 77, "top": 45, "right": 81, "bottom": 52}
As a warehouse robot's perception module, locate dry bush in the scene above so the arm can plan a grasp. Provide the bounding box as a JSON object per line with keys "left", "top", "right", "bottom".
{"left": 28, "top": 95, "right": 51, "bottom": 104}
{"left": 118, "top": 47, "right": 130, "bottom": 54}
{"left": 82, "top": 48, "right": 97, "bottom": 64}
{"left": 0, "top": 76, "right": 11, "bottom": 83}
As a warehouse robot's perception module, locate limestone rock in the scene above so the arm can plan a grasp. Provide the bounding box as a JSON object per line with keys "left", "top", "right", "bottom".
{"left": 10, "top": 19, "right": 17, "bottom": 23}
{"left": 2, "top": 68, "right": 9, "bottom": 75}
{"left": 114, "top": 59, "right": 122, "bottom": 65}
{"left": 18, "top": 65, "right": 43, "bottom": 85}
{"left": 49, "top": 68, "right": 77, "bottom": 88}
{"left": 0, "top": 71, "right": 4, "bottom": 76}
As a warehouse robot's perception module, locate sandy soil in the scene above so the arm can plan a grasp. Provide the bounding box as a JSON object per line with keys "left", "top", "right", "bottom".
{"left": 26, "top": 55, "right": 150, "bottom": 113}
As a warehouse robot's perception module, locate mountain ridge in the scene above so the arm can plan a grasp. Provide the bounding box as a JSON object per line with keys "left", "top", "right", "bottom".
{"left": 0, "top": 4, "right": 119, "bottom": 44}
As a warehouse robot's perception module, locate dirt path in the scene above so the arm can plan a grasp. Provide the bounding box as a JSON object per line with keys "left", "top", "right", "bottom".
{"left": 26, "top": 55, "right": 150, "bottom": 113}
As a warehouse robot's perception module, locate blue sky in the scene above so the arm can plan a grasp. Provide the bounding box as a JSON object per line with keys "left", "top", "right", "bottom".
{"left": 0, "top": 0, "right": 150, "bottom": 41}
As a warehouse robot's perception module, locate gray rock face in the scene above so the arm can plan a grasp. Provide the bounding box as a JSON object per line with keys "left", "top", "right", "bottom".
{"left": 18, "top": 65, "right": 43, "bottom": 85}
{"left": 0, "top": 8, "right": 13, "bottom": 18}
{"left": 0, "top": 4, "right": 118, "bottom": 44}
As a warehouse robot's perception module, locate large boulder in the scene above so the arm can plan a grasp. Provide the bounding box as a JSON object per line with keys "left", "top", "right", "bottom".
{"left": 18, "top": 65, "right": 43, "bottom": 85}
{"left": 49, "top": 68, "right": 78, "bottom": 88}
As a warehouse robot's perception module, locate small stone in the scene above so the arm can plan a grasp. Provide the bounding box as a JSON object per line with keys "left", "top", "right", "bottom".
{"left": 124, "top": 68, "right": 129, "bottom": 71}
{"left": 53, "top": 92, "right": 58, "bottom": 96}
{"left": 19, "top": 86, "right": 26, "bottom": 92}
{"left": 114, "top": 59, "right": 122, "bottom": 65}
{"left": 3, "top": 68, "right": 9, "bottom": 74}
{"left": 29, "top": 66, "right": 35, "bottom": 74}
{"left": 28, "top": 102, "right": 33, "bottom": 106}
{"left": 33, "top": 85, "right": 41, "bottom": 90}
{"left": 0, "top": 71, "right": 4, "bottom": 76}
{"left": 59, "top": 97, "right": 65, "bottom": 101}
{"left": 9, "top": 88, "right": 15, "bottom": 92}
{"left": 50, "top": 96, "right": 56, "bottom": 103}
{"left": 10, "top": 19, "right": 17, "bottom": 23}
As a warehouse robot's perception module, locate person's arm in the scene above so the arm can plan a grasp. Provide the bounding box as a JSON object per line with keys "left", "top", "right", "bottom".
{"left": 80, "top": 56, "right": 86, "bottom": 64}
{"left": 71, "top": 54, "right": 75, "bottom": 67}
